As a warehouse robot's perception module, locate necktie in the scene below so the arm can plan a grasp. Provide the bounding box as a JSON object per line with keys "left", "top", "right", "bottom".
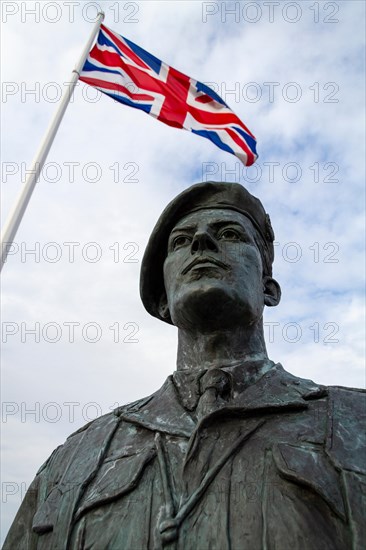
{"left": 196, "top": 368, "right": 232, "bottom": 420}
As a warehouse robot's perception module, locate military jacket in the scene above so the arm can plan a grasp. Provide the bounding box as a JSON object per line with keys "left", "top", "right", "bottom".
{"left": 3, "top": 364, "right": 366, "bottom": 550}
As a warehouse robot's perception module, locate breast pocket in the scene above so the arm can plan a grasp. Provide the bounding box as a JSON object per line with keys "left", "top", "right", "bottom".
{"left": 74, "top": 447, "right": 156, "bottom": 520}
{"left": 273, "top": 442, "right": 346, "bottom": 521}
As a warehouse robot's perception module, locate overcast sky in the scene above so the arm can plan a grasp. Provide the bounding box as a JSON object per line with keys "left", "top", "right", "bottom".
{"left": 1, "top": 0, "right": 365, "bottom": 542}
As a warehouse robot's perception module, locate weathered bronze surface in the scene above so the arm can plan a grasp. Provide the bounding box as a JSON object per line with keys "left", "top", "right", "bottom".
{"left": 4, "top": 182, "right": 365, "bottom": 549}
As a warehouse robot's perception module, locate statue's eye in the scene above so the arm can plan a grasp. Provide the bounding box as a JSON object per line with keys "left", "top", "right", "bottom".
{"left": 173, "top": 235, "right": 191, "bottom": 249}
{"left": 218, "top": 228, "right": 240, "bottom": 241}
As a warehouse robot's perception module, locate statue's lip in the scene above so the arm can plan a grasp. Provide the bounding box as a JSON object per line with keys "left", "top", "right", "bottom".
{"left": 181, "top": 256, "right": 230, "bottom": 275}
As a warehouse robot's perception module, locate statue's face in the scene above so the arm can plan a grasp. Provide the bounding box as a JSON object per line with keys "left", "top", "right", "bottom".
{"left": 163, "top": 208, "right": 266, "bottom": 330}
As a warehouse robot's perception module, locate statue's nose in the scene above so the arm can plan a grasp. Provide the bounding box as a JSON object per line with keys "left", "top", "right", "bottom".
{"left": 191, "top": 231, "right": 218, "bottom": 254}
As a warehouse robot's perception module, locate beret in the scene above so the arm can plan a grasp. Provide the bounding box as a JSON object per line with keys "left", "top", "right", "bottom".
{"left": 140, "top": 181, "right": 275, "bottom": 324}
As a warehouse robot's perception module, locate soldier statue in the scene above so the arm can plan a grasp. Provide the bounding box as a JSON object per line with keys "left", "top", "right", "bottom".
{"left": 4, "top": 181, "right": 365, "bottom": 549}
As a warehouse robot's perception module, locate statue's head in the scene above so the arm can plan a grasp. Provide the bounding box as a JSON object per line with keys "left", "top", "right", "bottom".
{"left": 140, "top": 182, "right": 281, "bottom": 330}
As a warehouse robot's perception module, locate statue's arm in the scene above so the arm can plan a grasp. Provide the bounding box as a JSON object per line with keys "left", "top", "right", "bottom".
{"left": 327, "top": 386, "right": 366, "bottom": 547}
{"left": 2, "top": 474, "right": 41, "bottom": 550}
{"left": 2, "top": 414, "right": 122, "bottom": 549}
{"left": 3, "top": 443, "right": 62, "bottom": 549}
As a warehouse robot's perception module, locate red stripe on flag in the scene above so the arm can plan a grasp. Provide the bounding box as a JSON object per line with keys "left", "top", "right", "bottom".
{"left": 157, "top": 66, "right": 190, "bottom": 128}
{"left": 226, "top": 128, "right": 255, "bottom": 165}
{"left": 79, "top": 76, "right": 153, "bottom": 101}
{"left": 90, "top": 46, "right": 165, "bottom": 97}
{"left": 195, "top": 95, "right": 214, "bottom": 104}
{"left": 100, "top": 24, "right": 150, "bottom": 72}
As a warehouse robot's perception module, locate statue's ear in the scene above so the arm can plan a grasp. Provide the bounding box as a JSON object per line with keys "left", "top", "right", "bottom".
{"left": 263, "top": 276, "right": 281, "bottom": 307}
{"left": 158, "top": 294, "right": 171, "bottom": 320}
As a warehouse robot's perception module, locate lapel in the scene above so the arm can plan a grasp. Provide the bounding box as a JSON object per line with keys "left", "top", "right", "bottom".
{"left": 119, "top": 377, "right": 196, "bottom": 437}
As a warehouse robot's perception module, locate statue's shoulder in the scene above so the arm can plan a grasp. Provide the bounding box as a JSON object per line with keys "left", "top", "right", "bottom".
{"left": 326, "top": 384, "right": 366, "bottom": 425}
{"left": 277, "top": 365, "right": 365, "bottom": 474}
{"left": 327, "top": 383, "right": 366, "bottom": 401}
{"left": 16, "top": 393, "right": 161, "bottom": 543}
{"left": 325, "top": 384, "right": 366, "bottom": 474}
{"left": 37, "top": 392, "right": 158, "bottom": 476}
{"left": 34, "top": 410, "right": 117, "bottom": 477}
{"left": 67, "top": 392, "right": 157, "bottom": 439}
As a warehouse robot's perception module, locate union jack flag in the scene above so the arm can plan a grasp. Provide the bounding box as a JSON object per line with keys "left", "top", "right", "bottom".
{"left": 80, "top": 24, "right": 258, "bottom": 166}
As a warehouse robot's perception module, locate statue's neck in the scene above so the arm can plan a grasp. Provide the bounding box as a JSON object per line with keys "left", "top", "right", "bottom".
{"left": 176, "top": 320, "right": 269, "bottom": 372}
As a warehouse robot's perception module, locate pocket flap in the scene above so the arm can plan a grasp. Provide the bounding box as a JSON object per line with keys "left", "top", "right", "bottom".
{"left": 273, "top": 443, "right": 346, "bottom": 520}
{"left": 75, "top": 447, "right": 156, "bottom": 519}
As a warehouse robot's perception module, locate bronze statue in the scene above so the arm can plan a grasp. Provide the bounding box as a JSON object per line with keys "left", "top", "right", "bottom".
{"left": 4, "top": 182, "right": 365, "bottom": 549}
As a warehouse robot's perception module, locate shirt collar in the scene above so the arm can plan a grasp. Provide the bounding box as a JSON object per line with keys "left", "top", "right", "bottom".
{"left": 172, "top": 359, "right": 275, "bottom": 411}
{"left": 119, "top": 363, "right": 326, "bottom": 437}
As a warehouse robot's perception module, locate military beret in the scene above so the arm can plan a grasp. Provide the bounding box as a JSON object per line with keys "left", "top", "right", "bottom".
{"left": 140, "top": 181, "right": 275, "bottom": 324}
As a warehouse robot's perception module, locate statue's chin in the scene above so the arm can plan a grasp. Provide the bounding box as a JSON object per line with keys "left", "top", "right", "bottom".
{"left": 170, "top": 283, "right": 260, "bottom": 332}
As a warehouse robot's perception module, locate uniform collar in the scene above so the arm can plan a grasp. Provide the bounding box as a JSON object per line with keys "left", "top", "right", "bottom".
{"left": 119, "top": 363, "right": 326, "bottom": 437}
{"left": 172, "top": 359, "right": 275, "bottom": 410}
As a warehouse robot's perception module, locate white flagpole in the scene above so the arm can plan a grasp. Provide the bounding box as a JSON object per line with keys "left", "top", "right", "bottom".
{"left": 0, "top": 11, "right": 105, "bottom": 272}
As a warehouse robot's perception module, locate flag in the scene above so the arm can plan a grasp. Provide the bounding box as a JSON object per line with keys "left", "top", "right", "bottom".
{"left": 80, "top": 24, "right": 258, "bottom": 166}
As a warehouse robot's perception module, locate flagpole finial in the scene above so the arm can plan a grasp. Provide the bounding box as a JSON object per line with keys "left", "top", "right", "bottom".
{"left": 97, "top": 12, "right": 105, "bottom": 21}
